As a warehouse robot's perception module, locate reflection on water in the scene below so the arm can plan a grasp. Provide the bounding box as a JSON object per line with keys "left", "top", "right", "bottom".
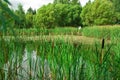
{"left": 1, "top": 41, "right": 88, "bottom": 80}
{"left": 3, "top": 49, "right": 51, "bottom": 80}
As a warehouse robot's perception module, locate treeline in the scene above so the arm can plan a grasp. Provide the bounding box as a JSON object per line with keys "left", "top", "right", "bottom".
{"left": 1, "top": 0, "right": 120, "bottom": 29}
{"left": 35, "top": 4, "right": 82, "bottom": 28}
{"left": 81, "top": 0, "right": 120, "bottom": 26}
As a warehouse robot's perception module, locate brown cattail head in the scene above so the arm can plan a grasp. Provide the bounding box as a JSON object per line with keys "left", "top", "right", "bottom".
{"left": 100, "top": 38, "right": 105, "bottom": 64}
{"left": 102, "top": 38, "right": 105, "bottom": 49}
{"left": 52, "top": 42, "right": 54, "bottom": 49}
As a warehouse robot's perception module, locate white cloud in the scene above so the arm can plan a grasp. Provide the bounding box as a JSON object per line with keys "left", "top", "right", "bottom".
{"left": 9, "top": 0, "right": 53, "bottom": 11}
{"left": 9, "top": 0, "right": 93, "bottom": 11}
{"left": 80, "top": 0, "right": 89, "bottom": 6}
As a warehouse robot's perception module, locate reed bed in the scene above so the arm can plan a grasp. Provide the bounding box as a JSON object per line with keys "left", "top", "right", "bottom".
{"left": 0, "top": 25, "right": 120, "bottom": 80}
{"left": 82, "top": 25, "right": 120, "bottom": 40}
{"left": 5, "top": 27, "right": 82, "bottom": 36}
{"left": 0, "top": 38, "right": 120, "bottom": 80}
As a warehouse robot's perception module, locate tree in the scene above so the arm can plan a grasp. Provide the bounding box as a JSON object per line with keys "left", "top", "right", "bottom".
{"left": 71, "top": 0, "right": 80, "bottom": 5}
{"left": 111, "top": 0, "right": 120, "bottom": 12}
{"left": 80, "top": 1, "right": 93, "bottom": 26}
{"left": 54, "top": 0, "right": 68, "bottom": 4}
{"left": 14, "top": 4, "right": 26, "bottom": 28}
{"left": 81, "top": 0, "right": 116, "bottom": 26}
{"left": 92, "top": 0, "right": 116, "bottom": 25}
{"left": 26, "top": 7, "right": 36, "bottom": 28}
{"left": 35, "top": 4, "right": 57, "bottom": 28}
{"left": 54, "top": 0, "right": 80, "bottom": 4}
{"left": 65, "top": 4, "right": 82, "bottom": 26}
{"left": 110, "top": 0, "right": 120, "bottom": 24}
{"left": 35, "top": 3, "right": 82, "bottom": 28}
{"left": 27, "top": 7, "right": 36, "bottom": 15}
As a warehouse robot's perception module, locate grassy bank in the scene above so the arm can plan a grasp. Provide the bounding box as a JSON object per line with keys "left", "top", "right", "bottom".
{"left": 82, "top": 25, "right": 120, "bottom": 40}
{"left": 5, "top": 27, "right": 82, "bottom": 36}
{"left": 5, "top": 25, "right": 120, "bottom": 40}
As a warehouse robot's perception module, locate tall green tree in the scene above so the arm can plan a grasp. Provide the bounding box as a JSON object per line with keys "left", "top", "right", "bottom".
{"left": 111, "top": 0, "right": 120, "bottom": 24}
{"left": 27, "top": 7, "right": 36, "bottom": 15}
{"left": 80, "top": 1, "right": 92, "bottom": 26}
{"left": 111, "top": 0, "right": 120, "bottom": 12}
{"left": 35, "top": 4, "right": 57, "bottom": 28}
{"left": 14, "top": 4, "right": 26, "bottom": 28}
{"left": 54, "top": 0, "right": 80, "bottom": 4}
{"left": 26, "top": 7, "right": 36, "bottom": 28}
{"left": 54, "top": 0, "right": 69, "bottom": 4}
{"left": 71, "top": 0, "right": 80, "bottom": 4}
{"left": 81, "top": 0, "right": 116, "bottom": 26}
{"left": 35, "top": 3, "right": 82, "bottom": 28}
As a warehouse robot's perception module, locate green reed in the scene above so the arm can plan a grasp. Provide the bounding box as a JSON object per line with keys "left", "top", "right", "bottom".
{"left": 0, "top": 38, "right": 120, "bottom": 80}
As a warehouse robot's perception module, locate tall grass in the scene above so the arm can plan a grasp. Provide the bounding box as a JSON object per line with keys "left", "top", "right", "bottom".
{"left": 0, "top": 38, "right": 120, "bottom": 80}
{"left": 82, "top": 26, "right": 120, "bottom": 40}
{"left": 0, "top": 21, "right": 120, "bottom": 80}
{"left": 5, "top": 27, "right": 82, "bottom": 36}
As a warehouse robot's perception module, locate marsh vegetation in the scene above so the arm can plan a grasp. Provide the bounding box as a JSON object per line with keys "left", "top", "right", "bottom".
{"left": 0, "top": 0, "right": 120, "bottom": 80}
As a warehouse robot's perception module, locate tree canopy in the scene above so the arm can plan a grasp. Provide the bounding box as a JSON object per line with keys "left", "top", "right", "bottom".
{"left": 81, "top": 0, "right": 116, "bottom": 26}
{"left": 25, "top": 7, "right": 36, "bottom": 28}
{"left": 35, "top": 3, "right": 82, "bottom": 28}
{"left": 54, "top": 0, "right": 80, "bottom": 4}
{"left": 14, "top": 4, "right": 26, "bottom": 28}
{"left": 1, "top": 0, "right": 120, "bottom": 29}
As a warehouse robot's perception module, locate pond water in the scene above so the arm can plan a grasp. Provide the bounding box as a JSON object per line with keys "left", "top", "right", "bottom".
{"left": 0, "top": 41, "right": 92, "bottom": 80}
{"left": 3, "top": 49, "right": 51, "bottom": 80}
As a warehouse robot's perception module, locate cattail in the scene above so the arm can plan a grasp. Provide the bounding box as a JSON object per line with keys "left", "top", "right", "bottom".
{"left": 52, "top": 41, "right": 54, "bottom": 49}
{"left": 73, "top": 42, "right": 78, "bottom": 48}
{"left": 100, "top": 38, "right": 105, "bottom": 64}
{"left": 102, "top": 38, "right": 105, "bottom": 49}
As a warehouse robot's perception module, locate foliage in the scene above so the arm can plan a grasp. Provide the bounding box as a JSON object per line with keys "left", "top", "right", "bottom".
{"left": 111, "top": 0, "right": 120, "bottom": 24}
{"left": 82, "top": 26, "right": 120, "bottom": 40}
{"left": 4, "top": 27, "right": 82, "bottom": 36}
{"left": 80, "top": 1, "right": 92, "bottom": 26}
{"left": 25, "top": 7, "right": 36, "bottom": 28}
{"left": 54, "top": 0, "right": 80, "bottom": 4}
{"left": 26, "top": 7, "right": 36, "bottom": 15}
{"left": 35, "top": 4, "right": 56, "bottom": 28}
{"left": 111, "top": 0, "right": 120, "bottom": 12}
{"left": 0, "top": 0, "right": 120, "bottom": 79}
{"left": 35, "top": 3, "right": 82, "bottom": 28}
{"left": 0, "top": 1, "right": 15, "bottom": 34}
{"left": 81, "top": 0, "right": 116, "bottom": 26}
{"left": 14, "top": 4, "right": 26, "bottom": 28}
{"left": 0, "top": 38, "right": 120, "bottom": 79}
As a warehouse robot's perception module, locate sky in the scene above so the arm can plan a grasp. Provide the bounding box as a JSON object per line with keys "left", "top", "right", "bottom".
{"left": 9, "top": 0, "right": 91, "bottom": 11}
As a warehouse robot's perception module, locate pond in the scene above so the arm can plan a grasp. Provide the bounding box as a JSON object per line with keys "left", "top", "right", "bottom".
{"left": 3, "top": 49, "right": 51, "bottom": 80}
{"left": 0, "top": 40, "right": 86, "bottom": 80}
{"left": 0, "top": 40, "right": 119, "bottom": 80}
